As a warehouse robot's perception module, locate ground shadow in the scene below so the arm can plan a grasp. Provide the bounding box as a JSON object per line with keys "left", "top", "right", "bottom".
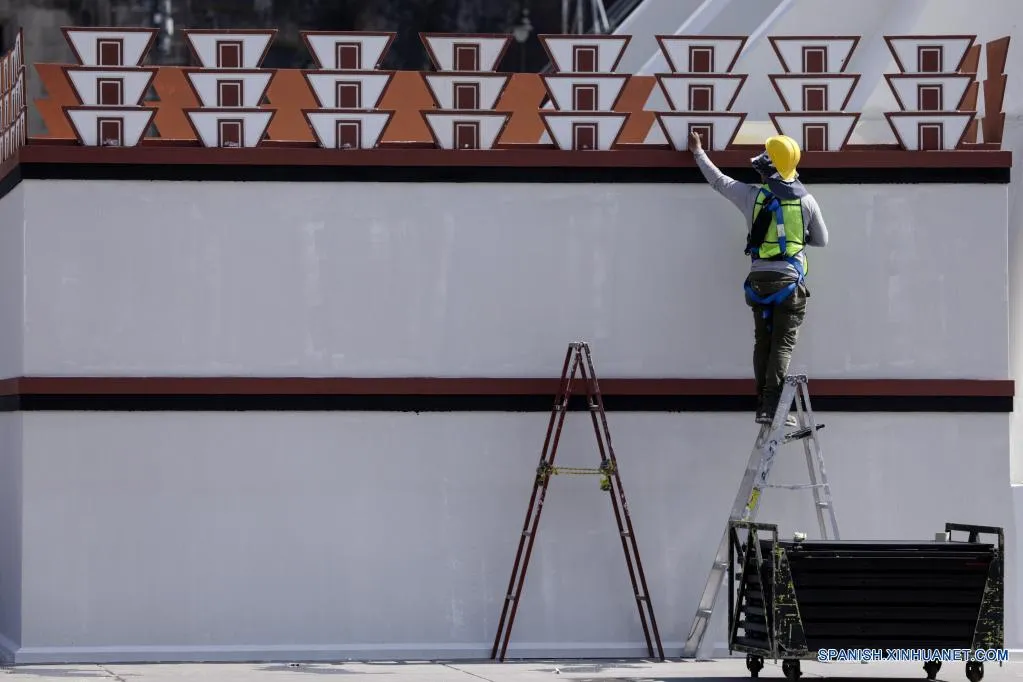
{"left": 258, "top": 662, "right": 390, "bottom": 675}
{"left": 0, "top": 668, "right": 131, "bottom": 679}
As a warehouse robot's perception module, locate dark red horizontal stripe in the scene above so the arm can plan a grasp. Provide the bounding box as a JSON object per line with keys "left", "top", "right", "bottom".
{"left": 15, "top": 145, "right": 1014, "bottom": 169}
{"left": 0, "top": 377, "right": 1011, "bottom": 398}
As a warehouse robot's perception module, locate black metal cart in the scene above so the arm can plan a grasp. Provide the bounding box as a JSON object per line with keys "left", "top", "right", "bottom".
{"left": 727, "top": 520, "right": 1004, "bottom": 682}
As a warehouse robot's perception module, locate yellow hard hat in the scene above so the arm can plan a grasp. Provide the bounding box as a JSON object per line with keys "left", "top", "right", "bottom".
{"left": 764, "top": 135, "right": 801, "bottom": 181}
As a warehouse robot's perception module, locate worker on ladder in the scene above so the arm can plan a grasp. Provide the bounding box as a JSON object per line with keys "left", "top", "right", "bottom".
{"left": 689, "top": 131, "right": 829, "bottom": 426}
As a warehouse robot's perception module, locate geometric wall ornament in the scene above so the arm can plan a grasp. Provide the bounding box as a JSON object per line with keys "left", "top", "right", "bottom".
{"left": 982, "top": 36, "right": 1011, "bottom": 145}
{"left": 767, "top": 35, "right": 862, "bottom": 151}
{"left": 422, "top": 111, "right": 512, "bottom": 150}
{"left": 182, "top": 109, "right": 275, "bottom": 148}
{"left": 883, "top": 35, "right": 977, "bottom": 74}
{"left": 883, "top": 74, "right": 975, "bottom": 112}
{"left": 653, "top": 35, "right": 747, "bottom": 151}
{"left": 301, "top": 30, "right": 396, "bottom": 70}
{"left": 63, "top": 67, "right": 158, "bottom": 106}
{"left": 303, "top": 72, "right": 395, "bottom": 110}
{"left": 538, "top": 35, "right": 632, "bottom": 150}
{"left": 0, "top": 28, "right": 27, "bottom": 163}
{"left": 59, "top": 27, "right": 158, "bottom": 146}
{"left": 768, "top": 112, "right": 860, "bottom": 152}
{"left": 768, "top": 74, "right": 860, "bottom": 112}
{"left": 300, "top": 31, "right": 398, "bottom": 150}
{"left": 541, "top": 111, "right": 628, "bottom": 151}
{"left": 768, "top": 36, "right": 860, "bottom": 74}
{"left": 60, "top": 27, "right": 158, "bottom": 67}
{"left": 417, "top": 33, "right": 513, "bottom": 150}
{"left": 304, "top": 110, "right": 394, "bottom": 149}
{"left": 181, "top": 29, "right": 277, "bottom": 148}
{"left": 423, "top": 73, "right": 511, "bottom": 110}
{"left": 182, "top": 29, "right": 277, "bottom": 69}
{"left": 655, "top": 36, "right": 747, "bottom": 74}
{"left": 183, "top": 69, "right": 274, "bottom": 108}
{"left": 656, "top": 74, "right": 747, "bottom": 112}
{"left": 882, "top": 35, "right": 979, "bottom": 150}
{"left": 540, "top": 74, "right": 628, "bottom": 112}
{"left": 884, "top": 112, "right": 975, "bottom": 151}
{"left": 64, "top": 106, "right": 156, "bottom": 146}
{"left": 657, "top": 113, "right": 746, "bottom": 151}
{"left": 540, "top": 35, "right": 630, "bottom": 73}
{"left": 421, "top": 33, "right": 512, "bottom": 72}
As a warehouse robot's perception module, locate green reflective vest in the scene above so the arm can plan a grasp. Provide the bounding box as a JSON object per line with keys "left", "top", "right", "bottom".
{"left": 751, "top": 185, "right": 807, "bottom": 273}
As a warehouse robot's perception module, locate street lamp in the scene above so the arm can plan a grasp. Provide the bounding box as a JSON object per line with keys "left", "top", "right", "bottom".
{"left": 512, "top": 8, "right": 533, "bottom": 72}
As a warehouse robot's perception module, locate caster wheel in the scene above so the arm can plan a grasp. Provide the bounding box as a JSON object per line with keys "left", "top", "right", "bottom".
{"left": 783, "top": 659, "right": 801, "bottom": 681}
{"left": 924, "top": 661, "right": 942, "bottom": 680}
{"left": 746, "top": 654, "right": 764, "bottom": 678}
{"left": 966, "top": 661, "right": 983, "bottom": 682}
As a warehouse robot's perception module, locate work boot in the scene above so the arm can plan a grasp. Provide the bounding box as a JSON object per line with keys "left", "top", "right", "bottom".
{"left": 757, "top": 403, "right": 798, "bottom": 427}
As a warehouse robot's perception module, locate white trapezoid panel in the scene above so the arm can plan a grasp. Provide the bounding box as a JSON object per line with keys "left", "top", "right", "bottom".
{"left": 65, "top": 68, "right": 155, "bottom": 106}
{"left": 305, "top": 34, "right": 391, "bottom": 70}
{"left": 186, "top": 110, "right": 274, "bottom": 147}
{"left": 656, "top": 113, "right": 744, "bottom": 151}
{"left": 423, "top": 74, "right": 510, "bottom": 110}
{"left": 769, "top": 76, "right": 859, "bottom": 111}
{"left": 65, "top": 108, "right": 155, "bottom": 146}
{"left": 540, "top": 113, "right": 628, "bottom": 150}
{"left": 771, "top": 38, "right": 858, "bottom": 73}
{"left": 542, "top": 75, "right": 628, "bottom": 112}
{"left": 186, "top": 33, "right": 273, "bottom": 69}
{"left": 422, "top": 112, "right": 510, "bottom": 150}
{"left": 770, "top": 114, "right": 859, "bottom": 151}
{"left": 186, "top": 71, "right": 273, "bottom": 108}
{"left": 422, "top": 36, "right": 509, "bottom": 72}
{"left": 542, "top": 37, "right": 629, "bottom": 73}
{"left": 305, "top": 72, "right": 393, "bottom": 109}
{"left": 657, "top": 75, "right": 745, "bottom": 112}
{"left": 886, "top": 37, "right": 975, "bottom": 74}
{"left": 64, "top": 29, "right": 156, "bottom": 66}
{"left": 887, "top": 113, "right": 972, "bottom": 151}
{"left": 885, "top": 75, "right": 974, "bottom": 112}
{"left": 658, "top": 37, "right": 745, "bottom": 74}
{"left": 305, "top": 112, "right": 392, "bottom": 149}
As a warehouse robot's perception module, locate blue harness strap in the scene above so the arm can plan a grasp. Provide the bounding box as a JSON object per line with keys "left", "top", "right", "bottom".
{"left": 744, "top": 189, "right": 805, "bottom": 331}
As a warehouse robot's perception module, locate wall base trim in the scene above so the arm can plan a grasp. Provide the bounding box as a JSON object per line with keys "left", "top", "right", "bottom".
{"left": 6, "top": 642, "right": 683, "bottom": 665}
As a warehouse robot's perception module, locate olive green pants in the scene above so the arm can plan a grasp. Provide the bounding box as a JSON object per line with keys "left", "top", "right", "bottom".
{"left": 745, "top": 272, "right": 809, "bottom": 416}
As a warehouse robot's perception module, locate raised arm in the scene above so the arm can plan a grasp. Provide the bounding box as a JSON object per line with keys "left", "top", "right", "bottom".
{"left": 689, "top": 131, "right": 760, "bottom": 216}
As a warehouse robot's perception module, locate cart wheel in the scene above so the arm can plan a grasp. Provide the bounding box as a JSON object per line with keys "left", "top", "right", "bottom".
{"left": 782, "top": 659, "right": 801, "bottom": 681}
{"left": 746, "top": 654, "right": 764, "bottom": 678}
{"left": 924, "top": 660, "right": 942, "bottom": 680}
{"left": 966, "top": 662, "right": 983, "bottom": 682}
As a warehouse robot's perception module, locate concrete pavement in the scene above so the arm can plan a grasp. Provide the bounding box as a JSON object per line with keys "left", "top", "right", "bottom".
{"left": 0, "top": 658, "right": 1021, "bottom": 681}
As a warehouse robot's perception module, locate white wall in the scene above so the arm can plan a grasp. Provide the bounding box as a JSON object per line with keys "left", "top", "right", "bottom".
{"left": 12, "top": 410, "right": 1010, "bottom": 662}
{"left": 0, "top": 415, "right": 22, "bottom": 656}
{"left": 0, "top": 184, "right": 24, "bottom": 378}
{"left": 20, "top": 180, "right": 1009, "bottom": 380}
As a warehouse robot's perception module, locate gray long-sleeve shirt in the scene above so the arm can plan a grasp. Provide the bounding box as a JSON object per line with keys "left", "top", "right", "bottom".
{"left": 693, "top": 148, "right": 829, "bottom": 279}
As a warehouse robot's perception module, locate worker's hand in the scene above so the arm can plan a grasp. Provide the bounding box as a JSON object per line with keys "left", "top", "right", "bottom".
{"left": 689, "top": 130, "right": 703, "bottom": 152}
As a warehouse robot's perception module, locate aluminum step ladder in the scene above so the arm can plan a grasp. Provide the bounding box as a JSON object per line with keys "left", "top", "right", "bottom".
{"left": 681, "top": 374, "right": 839, "bottom": 659}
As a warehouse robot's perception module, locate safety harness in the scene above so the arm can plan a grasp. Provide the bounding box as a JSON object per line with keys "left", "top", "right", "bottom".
{"left": 743, "top": 186, "right": 805, "bottom": 330}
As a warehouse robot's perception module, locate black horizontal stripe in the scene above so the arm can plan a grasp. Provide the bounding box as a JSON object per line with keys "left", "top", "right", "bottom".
{"left": 0, "top": 393, "right": 1010, "bottom": 412}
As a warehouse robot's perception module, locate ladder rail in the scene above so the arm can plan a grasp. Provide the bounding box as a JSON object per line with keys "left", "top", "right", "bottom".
{"left": 579, "top": 344, "right": 664, "bottom": 660}
{"left": 793, "top": 382, "right": 829, "bottom": 539}
{"left": 491, "top": 346, "right": 581, "bottom": 661}
{"left": 797, "top": 380, "right": 840, "bottom": 540}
